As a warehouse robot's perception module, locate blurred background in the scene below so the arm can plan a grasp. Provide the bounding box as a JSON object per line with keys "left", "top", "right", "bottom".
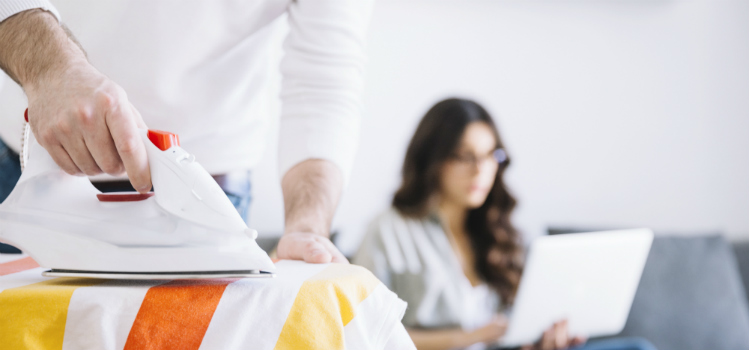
{"left": 250, "top": 0, "right": 748, "bottom": 255}
{"left": 248, "top": 3, "right": 749, "bottom": 348}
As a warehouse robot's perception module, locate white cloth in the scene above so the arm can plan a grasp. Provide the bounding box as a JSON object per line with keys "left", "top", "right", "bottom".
{"left": 0, "top": 0, "right": 372, "bottom": 181}
{"left": 0, "top": 256, "right": 416, "bottom": 350}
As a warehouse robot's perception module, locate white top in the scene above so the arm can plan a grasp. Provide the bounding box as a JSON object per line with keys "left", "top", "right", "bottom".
{"left": 0, "top": 0, "right": 372, "bottom": 181}
{"left": 354, "top": 209, "right": 502, "bottom": 339}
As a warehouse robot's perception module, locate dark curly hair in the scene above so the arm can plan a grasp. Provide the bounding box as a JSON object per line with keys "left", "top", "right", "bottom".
{"left": 392, "top": 98, "right": 524, "bottom": 305}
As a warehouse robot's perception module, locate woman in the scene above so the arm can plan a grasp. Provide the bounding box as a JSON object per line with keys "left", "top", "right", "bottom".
{"left": 353, "top": 98, "right": 656, "bottom": 350}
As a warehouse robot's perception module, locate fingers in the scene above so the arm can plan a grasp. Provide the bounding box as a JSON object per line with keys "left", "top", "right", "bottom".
{"left": 320, "top": 236, "right": 349, "bottom": 263}
{"left": 540, "top": 327, "right": 555, "bottom": 350}
{"left": 473, "top": 315, "right": 508, "bottom": 344}
{"left": 65, "top": 136, "right": 102, "bottom": 175}
{"left": 85, "top": 131, "right": 123, "bottom": 175}
{"left": 495, "top": 317, "right": 508, "bottom": 338}
{"left": 537, "top": 320, "right": 571, "bottom": 350}
{"left": 27, "top": 73, "right": 145, "bottom": 182}
{"left": 81, "top": 106, "right": 124, "bottom": 175}
{"left": 30, "top": 110, "right": 83, "bottom": 176}
{"left": 47, "top": 143, "right": 82, "bottom": 175}
{"left": 554, "top": 320, "right": 568, "bottom": 349}
{"left": 302, "top": 239, "right": 333, "bottom": 263}
{"left": 495, "top": 314, "right": 509, "bottom": 325}
{"left": 493, "top": 314, "right": 508, "bottom": 335}
{"left": 106, "top": 102, "right": 151, "bottom": 193}
{"left": 569, "top": 336, "right": 587, "bottom": 348}
{"left": 278, "top": 232, "right": 347, "bottom": 264}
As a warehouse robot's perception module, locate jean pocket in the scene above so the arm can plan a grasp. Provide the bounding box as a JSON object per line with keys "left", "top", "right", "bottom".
{"left": 0, "top": 141, "right": 11, "bottom": 163}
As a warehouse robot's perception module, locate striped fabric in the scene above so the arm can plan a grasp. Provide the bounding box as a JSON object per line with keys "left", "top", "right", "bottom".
{"left": 0, "top": 254, "right": 413, "bottom": 350}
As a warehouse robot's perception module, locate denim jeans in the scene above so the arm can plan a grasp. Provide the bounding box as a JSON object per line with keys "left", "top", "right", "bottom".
{"left": 0, "top": 137, "right": 253, "bottom": 220}
{"left": 0, "top": 138, "right": 21, "bottom": 204}
{"left": 495, "top": 337, "right": 657, "bottom": 350}
{"left": 573, "top": 337, "right": 658, "bottom": 350}
{"left": 221, "top": 176, "right": 253, "bottom": 222}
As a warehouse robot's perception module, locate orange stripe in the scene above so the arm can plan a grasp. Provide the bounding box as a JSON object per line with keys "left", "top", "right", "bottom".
{"left": 0, "top": 256, "right": 39, "bottom": 276}
{"left": 123, "top": 279, "right": 235, "bottom": 350}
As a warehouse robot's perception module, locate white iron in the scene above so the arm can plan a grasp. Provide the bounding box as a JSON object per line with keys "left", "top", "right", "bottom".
{"left": 0, "top": 122, "right": 275, "bottom": 279}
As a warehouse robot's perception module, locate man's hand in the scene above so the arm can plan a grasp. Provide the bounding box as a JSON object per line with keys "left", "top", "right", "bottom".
{"left": 0, "top": 9, "right": 151, "bottom": 192}
{"left": 277, "top": 232, "right": 347, "bottom": 263}
{"left": 278, "top": 159, "right": 347, "bottom": 263}
{"left": 26, "top": 62, "right": 151, "bottom": 191}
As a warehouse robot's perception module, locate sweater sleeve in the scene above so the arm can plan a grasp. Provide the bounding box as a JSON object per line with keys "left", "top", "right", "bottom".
{"left": 277, "top": 0, "right": 374, "bottom": 184}
{"left": 0, "top": 0, "right": 60, "bottom": 23}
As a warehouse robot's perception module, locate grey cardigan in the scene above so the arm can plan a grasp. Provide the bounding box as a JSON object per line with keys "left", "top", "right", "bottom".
{"left": 353, "top": 208, "right": 501, "bottom": 330}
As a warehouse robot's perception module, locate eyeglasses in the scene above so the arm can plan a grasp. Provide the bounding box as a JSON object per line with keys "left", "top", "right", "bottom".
{"left": 449, "top": 148, "right": 508, "bottom": 168}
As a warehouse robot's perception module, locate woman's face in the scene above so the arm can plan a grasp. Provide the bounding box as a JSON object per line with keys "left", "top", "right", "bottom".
{"left": 439, "top": 122, "right": 500, "bottom": 209}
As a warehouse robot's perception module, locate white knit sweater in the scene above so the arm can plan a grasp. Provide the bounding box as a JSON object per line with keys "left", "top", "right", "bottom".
{"left": 0, "top": 0, "right": 372, "bottom": 181}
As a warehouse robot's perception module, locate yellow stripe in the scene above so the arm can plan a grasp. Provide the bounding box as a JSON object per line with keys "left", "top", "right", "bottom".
{"left": 273, "top": 264, "right": 380, "bottom": 350}
{"left": 0, "top": 278, "right": 103, "bottom": 350}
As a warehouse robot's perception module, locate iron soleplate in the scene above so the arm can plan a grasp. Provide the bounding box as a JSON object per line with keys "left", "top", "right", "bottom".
{"left": 43, "top": 269, "right": 275, "bottom": 280}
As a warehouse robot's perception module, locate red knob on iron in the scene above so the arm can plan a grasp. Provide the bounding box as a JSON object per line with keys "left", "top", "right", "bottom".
{"left": 147, "top": 130, "right": 180, "bottom": 151}
{"left": 24, "top": 108, "right": 28, "bottom": 122}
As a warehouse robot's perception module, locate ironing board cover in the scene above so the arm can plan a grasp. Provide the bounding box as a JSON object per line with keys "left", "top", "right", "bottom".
{"left": 0, "top": 254, "right": 415, "bottom": 350}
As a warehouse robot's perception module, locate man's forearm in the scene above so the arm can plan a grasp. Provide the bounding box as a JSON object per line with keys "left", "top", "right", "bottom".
{"left": 281, "top": 159, "right": 343, "bottom": 237}
{"left": 0, "top": 9, "right": 85, "bottom": 88}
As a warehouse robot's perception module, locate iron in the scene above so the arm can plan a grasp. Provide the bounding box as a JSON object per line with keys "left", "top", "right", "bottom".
{"left": 0, "top": 121, "right": 275, "bottom": 279}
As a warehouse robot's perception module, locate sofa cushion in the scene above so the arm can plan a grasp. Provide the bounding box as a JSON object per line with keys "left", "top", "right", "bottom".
{"left": 732, "top": 241, "right": 749, "bottom": 301}
{"left": 622, "top": 236, "right": 748, "bottom": 350}
{"left": 547, "top": 228, "right": 748, "bottom": 350}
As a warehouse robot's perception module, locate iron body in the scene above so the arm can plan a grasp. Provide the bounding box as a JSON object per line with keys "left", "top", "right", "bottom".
{"left": 0, "top": 125, "right": 275, "bottom": 279}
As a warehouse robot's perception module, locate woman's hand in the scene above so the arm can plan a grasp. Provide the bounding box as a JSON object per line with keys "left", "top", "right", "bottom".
{"left": 521, "top": 320, "right": 586, "bottom": 350}
{"left": 470, "top": 315, "right": 508, "bottom": 345}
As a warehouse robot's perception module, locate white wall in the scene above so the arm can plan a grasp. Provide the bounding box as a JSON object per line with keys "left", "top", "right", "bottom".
{"left": 249, "top": 0, "right": 749, "bottom": 254}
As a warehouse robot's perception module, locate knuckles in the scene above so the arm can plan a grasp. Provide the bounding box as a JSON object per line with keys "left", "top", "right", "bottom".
{"left": 304, "top": 240, "right": 321, "bottom": 252}
{"left": 37, "top": 128, "right": 57, "bottom": 147}
{"left": 56, "top": 119, "right": 74, "bottom": 136}
{"left": 115, "top": 137, "right": 140, "bottom": 156}
{"left": 96, "top": 87, "right": 126, "bottom": 112}
{"left": 61, "top": 166, "right": 82, "bottom": 176}
{"left": 96, "top": 90, "right": 117, "bottom": 110}
{"left": 81, "top": 165, "right": 102, "bottom": 176}
{"left": 99, "top": 160, "right": 124, "bottom": 175}
{"left": 74, "top": 105, "right": 96, "bottom": 127}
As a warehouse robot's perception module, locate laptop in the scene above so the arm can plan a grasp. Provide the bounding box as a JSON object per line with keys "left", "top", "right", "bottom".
{"left": 499, "top": 229, "right": 653, "bottom": 347}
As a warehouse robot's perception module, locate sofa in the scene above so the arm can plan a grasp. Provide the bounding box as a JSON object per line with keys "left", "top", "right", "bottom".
{"left": 549, "top": 228, "right": 749, "bottom": 350}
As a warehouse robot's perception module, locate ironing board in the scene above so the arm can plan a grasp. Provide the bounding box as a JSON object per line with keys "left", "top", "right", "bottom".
{"left": 0, "top": 254, "right": 415, "bottom": 350}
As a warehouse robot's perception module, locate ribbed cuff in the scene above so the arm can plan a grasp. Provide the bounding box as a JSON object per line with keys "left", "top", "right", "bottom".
{"left": 0, "top": 0, "right": 61, "bottom": 23}
{"left": 278, "top": 115, "right": 359, "bottom": 186}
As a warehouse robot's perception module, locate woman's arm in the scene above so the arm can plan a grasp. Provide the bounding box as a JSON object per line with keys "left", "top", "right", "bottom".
{"left": 407, "top": 316, "right": 507, "bottom": 350}
{"left": 407, "top": 328, "right": 474, "bottom": 350}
